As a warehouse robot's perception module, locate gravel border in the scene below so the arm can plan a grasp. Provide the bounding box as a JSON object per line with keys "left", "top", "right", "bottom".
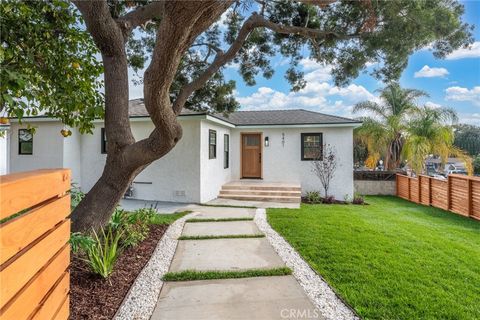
{"left": 113, "top": 212, "right": 195, "bottom": 320}
{"left": 254, "top": 208, "right": 360, "bottom": 320}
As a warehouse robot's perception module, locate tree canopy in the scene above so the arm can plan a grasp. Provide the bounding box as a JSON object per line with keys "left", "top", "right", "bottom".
{"left": 453, "top": 124, "right": 480, "bottom": 156}
{"left": 0, "top": 0, "right": 103, "bottom": 133}
{"left": 353, "top": 83, "right": 428, "bottom": 170}
{"left": 1, "top": 0, "right": 474, "bottom": 130}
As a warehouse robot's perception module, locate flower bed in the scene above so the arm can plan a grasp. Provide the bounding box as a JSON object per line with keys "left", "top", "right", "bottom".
{"left": 70, "top": 224, "right": 168, "bottom": 320}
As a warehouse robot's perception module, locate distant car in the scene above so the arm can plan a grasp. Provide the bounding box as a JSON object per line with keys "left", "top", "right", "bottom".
{"left": 446, "top": 169, "right": 467, "bottom": 176}
{"left": 432, "top": 174, "right": 447, "bottom": 180}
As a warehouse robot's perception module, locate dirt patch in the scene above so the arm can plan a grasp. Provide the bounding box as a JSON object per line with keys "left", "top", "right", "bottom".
{"left": 70, "top": 224, "right": 169, "bottom": 320}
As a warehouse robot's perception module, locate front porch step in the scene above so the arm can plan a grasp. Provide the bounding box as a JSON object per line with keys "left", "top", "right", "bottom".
{"left": 221, "top": 184, "right": 301, "bottom": 192}
{"left": 218, "top": 194, "right": 301, "bottom": 203}
{"left": 219, "top": 189, "right": 301, "bottom": 197}
{"left": 219, "top": 181, "right": 302, "bottom": 203}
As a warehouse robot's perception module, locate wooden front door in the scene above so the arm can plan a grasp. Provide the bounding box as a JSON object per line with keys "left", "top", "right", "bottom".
{"left": 241, "top": 133, "right": 262, "bottom": 178}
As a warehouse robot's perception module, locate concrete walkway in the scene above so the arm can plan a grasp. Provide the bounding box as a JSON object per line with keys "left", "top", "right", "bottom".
{"left": 151, "top": 207, "right": 321, "bottom": 320}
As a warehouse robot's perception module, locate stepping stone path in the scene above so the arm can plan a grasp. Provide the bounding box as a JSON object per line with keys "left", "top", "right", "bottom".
{"left": 151, "top": 206, "right": 322, "bottom": 320}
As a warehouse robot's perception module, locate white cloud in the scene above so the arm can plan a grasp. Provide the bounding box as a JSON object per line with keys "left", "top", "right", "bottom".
{"left": 300, "top": 58, "right": 333, "bottom": 82}
{"left": 328, "top": 84, "right": 377, "bottom": 102}
{"left": 459, "top": 113, "right": 480, "bottom": 125}
{"left": 445, "top": 86, "right": 480, "bottom": 106}
{"left": 235, "top": 57, "right": 379, "bottom": 117}
{"left": 425, "top": 101, "right": 442, "bottom": 109}
{"left": 446, "top": 41, "right": 480, "bottom": 60}
{"left": 414, "top": 65, "right": 449, "bottom": 78}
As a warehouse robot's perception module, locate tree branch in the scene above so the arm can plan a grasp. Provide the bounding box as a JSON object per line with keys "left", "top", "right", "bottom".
{"left": 116, "top": 1, "right": 166, "bottom": 35}
{"left": 172, "top": 12, "right": 363, "bottom": 114}
{"left": 73, "top": 0, "right": 135, "bottom": 149}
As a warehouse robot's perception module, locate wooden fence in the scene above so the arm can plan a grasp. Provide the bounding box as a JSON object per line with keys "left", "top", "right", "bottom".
{"left": 396, "top": 173, "right": 480, "bottom": 220}
{"left": 0, "top": 169, "right": 71, "bottom": 320}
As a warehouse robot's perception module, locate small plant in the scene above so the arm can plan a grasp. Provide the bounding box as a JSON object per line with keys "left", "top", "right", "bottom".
{"left": 108, "top": 207, "right": 128, "bottom": 231}
{"left": 306, "top": 191, "right": 322, "bottom": 203}
{"left": 311, "top": 144, "right": 338, "bottom": 198}
{"left": 70, "top": 232, "right": 94, "bottom": 254}
{"left": 323, "top": 195, "right": 336, "bottom": 204}
{"left": 107, "top": 207, "right": 156, "bottom": 248}
{"left": 352, "top": 193, "right": 365, "bottom": 205}
{"left": 70, "top": 184, "right": 85, "bottom": 210}
{"left": 84, "top": 227, "right": 122, "bottom": 278}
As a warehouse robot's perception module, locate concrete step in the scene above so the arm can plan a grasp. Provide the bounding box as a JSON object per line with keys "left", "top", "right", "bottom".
{"left": 221, "top": 184, "right": 301, "bottom": 192}
{"left": 219, "top": 189, "right": 301, "bottom": 197}
{"left": 218, "top": 194, "right": 301, "bottom": 203}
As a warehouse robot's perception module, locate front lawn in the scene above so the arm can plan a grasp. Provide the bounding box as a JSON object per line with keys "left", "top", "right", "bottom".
{"left": 267, "top": 196, "right": 480, "bottom": 320}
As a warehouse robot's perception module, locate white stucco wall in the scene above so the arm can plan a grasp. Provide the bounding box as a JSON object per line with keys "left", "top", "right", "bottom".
{"left": 63, "top": 128, "right": 82, "bottom": 186}
{"left": 0, "top": 131, "right": 8, "bottom": 175}
{"left": 6, "top": 117, "right": 355, "bottom": 202}
{"left": 230, "top": 126, "right": 355, "bottom": 199}
{"left": 9, "top": 121, "right": 64, "bottom": 173}
{"left": 80, "top": 119, "right": 202, "bottom": 203}
{"left": 199, "top": 120, "right": 232, "bottom": 203}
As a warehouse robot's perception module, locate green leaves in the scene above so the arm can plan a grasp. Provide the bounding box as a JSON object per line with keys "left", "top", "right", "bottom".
{"left": 0, "top": 0, "right": 103, "bottom": 133}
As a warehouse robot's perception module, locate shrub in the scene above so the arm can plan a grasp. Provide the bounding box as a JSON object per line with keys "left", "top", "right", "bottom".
{"left": 70, "top": 232, "right": 94, "bottom": 254}
{"left": 306, "top": 191, "right": 322, "bottom": 203}
{"left": 70, "top": 184, "right": 85, "bottom": 210}
{"left": 108, "top": 207, "right": 128, "bottom": 231}
{"left": 323, "top": 195, "right": 336, "bottom": 204}
{"left": 84, "top": 227, "right": 122, "bottom": 278}
{"left": 352, "top": 193, "right": 365, "bottom": 205}
{"left": 107, "top": 207, "right": 157, "bottom": 248}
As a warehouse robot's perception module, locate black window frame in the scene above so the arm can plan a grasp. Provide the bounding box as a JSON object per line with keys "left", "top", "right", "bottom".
{"left": 209, "top": 129, "right": 217, "bottom": 159}
{"left": 301, "top": 133, "right": 323, "bottom": 161}
{"left": 224, "top": 134, "right": 229, "bottom": 169}
{"left": 101, "top": 128, "right": 107, "bottom": 154}
{"left": 18, "top": 129, "right": 33, "bottom": 155}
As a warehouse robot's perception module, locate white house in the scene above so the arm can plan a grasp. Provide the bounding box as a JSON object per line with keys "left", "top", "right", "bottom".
{"left": 5, "top": 99, "right": 361, "bottom": 203}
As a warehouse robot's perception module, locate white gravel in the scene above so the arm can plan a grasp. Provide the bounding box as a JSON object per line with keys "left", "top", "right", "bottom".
{"left": 254, "top": 208, "right": 360, "bottom": 320}
{"left": 113, "top": 212, "right": 194, "bottom": 320}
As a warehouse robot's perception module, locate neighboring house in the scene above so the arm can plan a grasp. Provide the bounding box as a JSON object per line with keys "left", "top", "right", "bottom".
{"left": 425, "top": 157, "right": 468, "bottom": 175}
{"left": 6, "top": 99, "right": 360, "bottom": 203}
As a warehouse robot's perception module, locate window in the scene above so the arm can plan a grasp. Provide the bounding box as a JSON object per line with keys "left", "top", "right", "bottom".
{"left": 209, "top": 130, "right": 216, "bottom": 159}
{"left": 224, "top": 134, "right": 229, "bottom": 168}
{"left": 101, "top": 128, "right": 107, "bottom": 154}
{"left": 301, "top": 133, "right": 322, "bottom": 161}
{"left": 18, "top": 129, "right": 33, "bottom": 155}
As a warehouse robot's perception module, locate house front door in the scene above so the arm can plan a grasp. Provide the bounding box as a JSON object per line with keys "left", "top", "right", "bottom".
{"left": 241, "top": 133, "right": 262, "bottom": 178}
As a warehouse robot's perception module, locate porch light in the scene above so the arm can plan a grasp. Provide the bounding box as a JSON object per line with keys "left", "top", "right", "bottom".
{"left": 264, "top": 136, "right": 269, "bottom": 147}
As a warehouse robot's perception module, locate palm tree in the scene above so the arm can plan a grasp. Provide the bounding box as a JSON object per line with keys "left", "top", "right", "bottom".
{"left": 353, "top": 83, "right": 427, "bottom": 170}
{"left": 403, "top": 106, "right": 472, "bottom": 175}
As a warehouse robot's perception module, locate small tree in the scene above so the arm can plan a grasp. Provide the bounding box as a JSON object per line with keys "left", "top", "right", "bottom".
{"left": 312, "top": 144, "right": 338, "bottom": 199}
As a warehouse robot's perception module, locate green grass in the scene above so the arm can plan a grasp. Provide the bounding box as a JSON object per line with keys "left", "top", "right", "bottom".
{"left": 150, "top": 211, "right": 190, "bottom": 225}
{"left": 162, "top": 267, "right": 292, "bottom": 281}
{"left": 267, "top": 196, "right": 480, "bottom": 320}
{"left": 178, "top": 234, "right": 265, "bottom": 240}
{"left": 186, "top": 217, "right": 253, "bottom": 223}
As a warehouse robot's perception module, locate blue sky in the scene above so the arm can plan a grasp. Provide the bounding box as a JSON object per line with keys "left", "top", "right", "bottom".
{"left": 130, "top": 1, "right": 480, "bottom": 124}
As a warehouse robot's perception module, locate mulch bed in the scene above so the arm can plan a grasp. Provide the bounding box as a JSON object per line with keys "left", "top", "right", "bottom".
{"left": 70, "top": 224, "right": 169, "bottom": 320}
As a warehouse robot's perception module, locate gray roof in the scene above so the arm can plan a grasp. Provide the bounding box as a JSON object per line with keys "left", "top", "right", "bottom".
{"left": 213, "top": 109, "right": 360, "bottom": 125}
{"left": 129, "top": 99, "right": 202, "bottom": 117}
{"left": 129, "top": 99, "right": 360, "bottom": 126}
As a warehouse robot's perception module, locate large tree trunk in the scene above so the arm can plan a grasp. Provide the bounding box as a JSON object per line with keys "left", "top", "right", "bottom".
{"left": 71, "top": 166, "right": 134, "bottom": 232}
{"left": 70, "top": 1, "right": 230, "bottom": 233}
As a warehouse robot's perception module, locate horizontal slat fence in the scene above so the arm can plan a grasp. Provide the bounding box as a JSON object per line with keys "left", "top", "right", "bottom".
{"left": 0, "top": 169, "right": 71, "bottom": 320}
{"left": 396, "top": 173, "right": 480, "bottom": 220}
